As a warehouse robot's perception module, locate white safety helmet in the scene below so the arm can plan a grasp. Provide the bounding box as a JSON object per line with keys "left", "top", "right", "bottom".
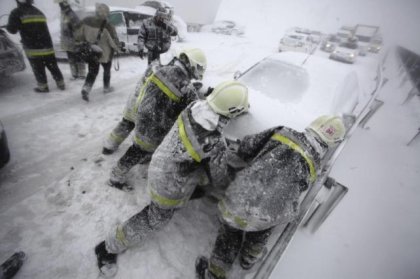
{"left": 95, "top": 3, "right": 110, "bottom": 19}
{"left": 306, "top": 115, "right": 346, "bottom": 146}
{"left": 206, "top": 81, "right": 249, "bottom": 118}
{"left": 178, "top": 48, "right": 207, "bottom": 80}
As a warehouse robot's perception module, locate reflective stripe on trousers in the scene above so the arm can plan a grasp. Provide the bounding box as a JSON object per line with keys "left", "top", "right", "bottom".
{"left": 25, "top": 48, "right": 55, "bottom": 58}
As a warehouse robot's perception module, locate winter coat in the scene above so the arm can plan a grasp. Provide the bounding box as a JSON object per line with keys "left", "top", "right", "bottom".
{"left": 137, "top": 17, "right": 177, "bottom": 53}
{"left": 60, "top": 7, "right": 81, "bottom": 52}
{"left": 132, "top": 59, "right": 198, "bottom": 152}
{"left": 220, "top": 126, "right": 324, "bottom": 231}
{"left": 77, "top": 16, "right": 119, "bottom": 63}
{"left": 147, "top": 100, "right": 229, "bottom": 209}
{"left": 6, "top": 3, "right": 55, "bottom": 59}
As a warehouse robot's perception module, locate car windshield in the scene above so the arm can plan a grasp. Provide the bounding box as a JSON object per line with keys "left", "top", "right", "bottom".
{"left": 239, "top": 58, "right": 309, "bottom": 103}
{"left": 108, "top": 12, "right": 125, "bottom": 27}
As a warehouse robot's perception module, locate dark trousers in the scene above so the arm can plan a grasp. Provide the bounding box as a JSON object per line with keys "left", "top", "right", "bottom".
{"left": 28, "top": 55, "right": 64, "bottom": 87}
{"left": 84, "top": 60, "right": 112, "bottom": 89}
{"left": 209, "top": 222, "right": 273, "bottom": 278}
{"left": 119, "top": 144, "right": 152, "bottom": 167}
{"left": 147, "top": 50, "right": 160, "bottom": 65}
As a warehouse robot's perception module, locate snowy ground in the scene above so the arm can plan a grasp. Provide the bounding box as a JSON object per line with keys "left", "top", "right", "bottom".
{"left": 1, "top": 1, "right": 420, "bottom": 278}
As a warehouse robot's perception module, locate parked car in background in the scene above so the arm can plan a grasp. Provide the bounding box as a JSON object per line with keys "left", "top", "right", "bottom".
{"left": 329, "top": 46, "right": 358, "bottom": 64}
{"left": 0, "top": 28, "right": 25, "bottom": 77}
{"left": 278, "top": 34, "right": 316, "bottom": 53}
{"left": 200, "top": 20, "right": 245, "bottom": 36}
{"left": 0, "top": 121, "right": 10, "bottom": 169}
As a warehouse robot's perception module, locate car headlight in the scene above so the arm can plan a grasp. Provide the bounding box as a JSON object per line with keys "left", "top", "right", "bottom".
{"left": 349, "top": 53, "right": 355, "bottom": 58}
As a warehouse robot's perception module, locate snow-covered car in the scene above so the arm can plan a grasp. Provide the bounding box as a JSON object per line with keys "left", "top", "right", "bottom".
{"left": 278, "top": 34, "right": 316, "bottom": 53}
{"left": 200, "top": 20, "right": 245, "bottom": 36}
{"left": 368, "top": 36, "right": 383, "bottom": 53}
{"left": 227, "top": 51, "right": 382, "bottom": 279}
{"left": 0, "top": 121, "right": 10, "bottom": 169}
{"left": 320, "top": 34, "right": 341, "bottom": 53}
{"left": 135, "top": 1, "right": 188, "bottom": 42}
{"left": 227, "top": 52, "right": 363, "bottom": 139}
{"left": 329, "top": 46, "right": 358, "bottom": 64}
{"left": 0, "top": 28, "right": 25, "bottom": 76}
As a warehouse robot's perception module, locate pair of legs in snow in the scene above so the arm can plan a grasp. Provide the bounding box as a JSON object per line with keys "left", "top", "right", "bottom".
{"left": 28, "top": 56, "right": 65, "bottom": 93}
{"left": 81, "top": 60, "right": 114, "bottom": 102}
{"left": 67, "top": 51, "right": 86, "bottom": 80}
{"left": 95, "top": 201, "right": 271, "bottom": 279}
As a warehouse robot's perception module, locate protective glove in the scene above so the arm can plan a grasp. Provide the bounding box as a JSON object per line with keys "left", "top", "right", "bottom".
{"left": 138, "top": 49, "right": 145, "bottom": 59}
{"left": 192, "top": 81, "right": 203, "bottom": 91}
{"left": 204, "top": 87, "right": 214, "bottom": 97}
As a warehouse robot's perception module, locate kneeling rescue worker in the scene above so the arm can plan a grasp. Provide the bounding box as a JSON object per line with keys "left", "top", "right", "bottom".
{"left": 196, "top": 115, "right": 346, "bottom": 279}
{"left": 94, "top": 80, "right": 250, "bottom": 277}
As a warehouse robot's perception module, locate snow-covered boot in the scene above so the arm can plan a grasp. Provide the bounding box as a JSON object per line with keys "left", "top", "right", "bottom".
{"left": 81, "top": 89, "right": 89, "bottom": 102}
{"left": 102, "top": 147, "right": 115, "bottom": 155}
{"left": 95, "top": 241, "right": 118, "bottom": 278}
{"left": 107, "top": 179, "right": 133, "bottom": 192}
{"left": 34, "top": 85, "right": 49, "bottom": 93}
{"left": 56, "top": 80, "right": 66, "bottom": 90}
{"left": 103, "top": 86, "right": 114, "bottom": 94}
{"left": 239, "top": 247, "right": 267, "bottom": 270}
{"left": 0, "top": 251, "right": 26, "bottom": 279}
{"left": 196, "top": 256, "right": 221, "bottom": 279}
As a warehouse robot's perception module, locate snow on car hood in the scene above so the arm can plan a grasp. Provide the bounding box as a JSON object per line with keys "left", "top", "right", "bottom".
{"left": 224, "top": 52, "right": 361, "bottom": 140}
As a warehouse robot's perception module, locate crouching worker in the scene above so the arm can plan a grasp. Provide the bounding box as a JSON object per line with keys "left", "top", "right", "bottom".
{"left": 94, "top": 81, "right": 249, "bottom": 277}
{"left": 196, "top": 115, "right": 346, "bottom": 279}
{"left": 107, "top": 48, "right": 207, "bottom": 191}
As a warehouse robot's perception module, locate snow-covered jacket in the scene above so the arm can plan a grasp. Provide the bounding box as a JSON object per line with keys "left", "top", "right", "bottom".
{"left": 6, "top": 3, "right": 55, "bottom": 59}
{"left": 132, "top": 59, "right": 198, "bottom": 152}
{"left": 220, "top": 126, "right": 324, "bottom": 231}
{"left": 76, "top": 16, "right": 119, "bottom": 63}
{"left": 60, "top": 6, "right": 81, "bottom": 52}
{"left": 137, "top": 17, "right": 177, "bottom": 53}
{"left": 147, "top": 100, "right": 229, "bottom": 209}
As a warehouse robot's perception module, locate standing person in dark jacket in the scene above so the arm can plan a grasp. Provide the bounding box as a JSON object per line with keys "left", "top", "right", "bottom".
{"left": 94, "top": 81, "right": 249, "bottom": 278}
{"left": 6, "top": 0, "right": 65, "bottom": 93}
{"left": 108, "top": 48, "right": 207, "bottom": 190}
{"left": 56, "top": 0, "right": 85, "bottom": 80}
{"left": 137, "top": 7, "right": 178, "bottom": 65}
{"left": 76, "top": 3, "right": 120, "bottom": 102}
{"left": 196, "top": 116, "right": 346, "bottom": 279}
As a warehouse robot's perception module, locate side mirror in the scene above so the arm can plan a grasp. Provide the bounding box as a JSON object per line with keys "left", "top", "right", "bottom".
{"left": 233, "top": 71, "right": 242, "bottom": 80}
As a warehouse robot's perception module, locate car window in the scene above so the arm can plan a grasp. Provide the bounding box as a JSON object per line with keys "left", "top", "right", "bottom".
{"left": 125, "top": 12, "right": 150, "bottom": 28}
{"left": 108, "top": 12, "right": 125, "bottom": 27}
{"left": 239, "top": 59, "right": 309, "bottom": 103}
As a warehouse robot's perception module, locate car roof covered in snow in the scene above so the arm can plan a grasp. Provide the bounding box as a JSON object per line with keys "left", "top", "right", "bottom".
{"left": 224, "top": 52, "right": 361, "bottom": 139}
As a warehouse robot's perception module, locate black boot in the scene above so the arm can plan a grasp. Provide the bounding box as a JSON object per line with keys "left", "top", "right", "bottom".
{"left": 107, "top": 179, "right": 134, "bottom": 192}
{"left": 1, "top": 251, "right": 26, "bottom": 279}
{"left": 195, "top": 256, "right": 209, "bottom": 279}
{"left": 102, "top": 147, "right": 114, "bottom": 155}
{"left": 95, "top": 241, "right": 118, "bottom": 277}
{"left": 81, "top": 89, "right": 89, "bottom": 102}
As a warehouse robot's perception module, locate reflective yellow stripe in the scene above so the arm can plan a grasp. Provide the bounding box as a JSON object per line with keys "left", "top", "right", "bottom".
{"left": 209, "top": 262, "right": 227, "bottom": 279}
{"left": 149, "top": 75, "right": 181, "bottom": 102}
{"left": 219, "top": 200, "right": 248, "bottom": 229}
{"left": 177, "top": 115, "right": 201, "bottom": 162}
{"left": 149, "top": 188, "right": 185, "bottom": 207}
{"left": 110, "top": 132, "right": 124, "bottom": 144}
{"left": 133, "top": 135, "right": 156, "bottom": 152}
{"left": 271, "top": 133, "right": 317, "bottom": 182}
{"left": 25, "top": 49, "right": 55, "bottom": 57}
{"left": 21, "top": 17, "right": 47, "bottom": 24}
{"left": 115, "top": 226, "right": 129, "bottom": 247}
